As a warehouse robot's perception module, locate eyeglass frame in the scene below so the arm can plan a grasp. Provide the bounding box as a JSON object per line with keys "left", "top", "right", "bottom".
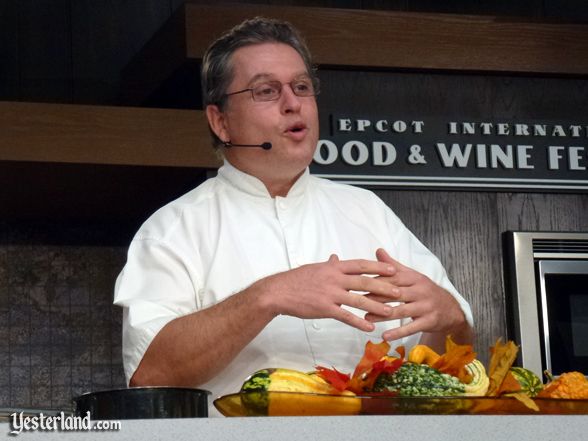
{"left": 224, "top": 76, "right": 320, "bottom": 102}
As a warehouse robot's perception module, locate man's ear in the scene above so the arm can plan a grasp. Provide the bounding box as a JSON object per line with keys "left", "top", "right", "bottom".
{"left": 206, "top": 104, "right": 229, "bottom": 143}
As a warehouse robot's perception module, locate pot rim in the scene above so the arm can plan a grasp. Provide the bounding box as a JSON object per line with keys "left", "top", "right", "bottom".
{"left": 73, "top": 386, "right": 211, "bottom": 401}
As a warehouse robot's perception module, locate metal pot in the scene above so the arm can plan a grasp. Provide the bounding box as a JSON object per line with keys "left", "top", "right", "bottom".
{"left": 74, "top": 387, "right": 210, "bottom": 420}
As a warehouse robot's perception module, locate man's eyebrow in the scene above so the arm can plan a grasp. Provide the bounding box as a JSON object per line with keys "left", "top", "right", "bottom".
{"left": 246, "top": 73, "right": 273, "bottom": 86}
{"left": 246, "top": 71, "right": 310, "bottom": 86}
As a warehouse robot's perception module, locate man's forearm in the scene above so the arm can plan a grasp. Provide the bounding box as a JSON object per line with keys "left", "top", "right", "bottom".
{"left": 130, "top": 281, "right": 276, "bottom": 387}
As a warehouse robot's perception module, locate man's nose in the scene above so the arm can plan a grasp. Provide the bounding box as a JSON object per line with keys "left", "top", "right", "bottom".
{"left": 280, "top": 84, "right": 302, "bottom": 113}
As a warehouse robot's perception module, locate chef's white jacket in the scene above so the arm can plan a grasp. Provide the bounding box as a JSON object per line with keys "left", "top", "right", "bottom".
{"left": 114, "top": 160, "right": 473, "bottom": 415}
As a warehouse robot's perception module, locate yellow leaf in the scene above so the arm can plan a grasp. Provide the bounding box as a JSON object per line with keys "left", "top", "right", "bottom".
{"left": 487, "top": 338, "right": 519, "bottom": 396}
{"left": 506, "top": 392, "right": 539, "bottom": 412}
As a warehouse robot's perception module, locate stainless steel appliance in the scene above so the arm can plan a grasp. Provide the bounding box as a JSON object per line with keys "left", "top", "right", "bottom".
{"left": 503, "top": 231, "right": 588, "bottom": 377}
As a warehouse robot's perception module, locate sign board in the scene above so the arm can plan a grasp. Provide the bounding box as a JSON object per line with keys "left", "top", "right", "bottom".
{"left": 310, "top": 115, "right": 588, "bottom": 191}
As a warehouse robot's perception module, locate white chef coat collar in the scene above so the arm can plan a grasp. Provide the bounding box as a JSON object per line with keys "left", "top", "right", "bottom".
{"left": 219, "top": 159, "right": 310, "bottom": 199}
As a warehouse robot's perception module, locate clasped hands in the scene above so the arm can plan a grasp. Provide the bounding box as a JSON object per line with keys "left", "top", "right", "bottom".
{"left": 264, "top": 248, "right": 466, "bottom": 341}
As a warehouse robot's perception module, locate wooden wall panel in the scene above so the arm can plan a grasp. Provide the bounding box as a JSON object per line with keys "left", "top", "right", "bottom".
{"left": 71, "top": 0, "right": 172, "bottom": 104}
{"left": 18, "top": 0, "right": 72, "bottom": 102}
{"left": 496, "top": 193, "right": 588, "bottom": 232}
{"left": 375, "top": 190, "right": 504, "bottom": 363}
{"left": 0, "top": 1, "right": 19, "bottom": 100}
{"left": 319, "top": 70, "right": 588, "bottom": 122}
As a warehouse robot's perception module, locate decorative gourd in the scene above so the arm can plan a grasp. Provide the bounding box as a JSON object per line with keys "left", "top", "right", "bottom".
{"left": 241, "top": 368, "right": 341, "bottom": 395}
{"left": 510, "top": 367, "right": 543, "bottom": 397}
{"left": 538, "top": 371, "right": 588, "bottom": 399}
{"left": 408, "top": 345, "right": 441, "bottom": 366}
{"left": 240, "top": 368, "right": 359, "bottom": 416}
{"left": 463, "top": 359, "right": 490, "bottom": 396}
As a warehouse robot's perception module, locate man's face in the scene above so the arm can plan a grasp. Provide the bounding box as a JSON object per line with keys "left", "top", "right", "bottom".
{"left": 212, "top": 42, "right": 320, "bottom": 184}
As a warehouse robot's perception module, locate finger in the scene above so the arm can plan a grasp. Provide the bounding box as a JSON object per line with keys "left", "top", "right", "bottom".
{"left": 376, "top": 248, "right": 394, "bottom": 264}
{"left": 375, "top": 248, "right": 407, "bottom": 270}
{"left": 344, "top": 274, "right": 402, "bottom": 297}
{"left": 381, "top": 317, "right": 428, "bottom": 341}
{"left": 363, "top": 293, "right": 400, "bottom": 303}
{"left": 384, "top": 270, "right": 425, "bottom": 288}
{"left": 328, "top": 254, "right": 339, "bottom": 263}
{"left": 364, "top": 302, "right": 415, "bottom": 322}
{"left": 338, "top": 290, "right": 393, "bottom": 317}
{"left": 336, "top": 259, "right": 396, "bottom": 276}
{"left": 329, "top": 306, "right": 376, "bottom": 332}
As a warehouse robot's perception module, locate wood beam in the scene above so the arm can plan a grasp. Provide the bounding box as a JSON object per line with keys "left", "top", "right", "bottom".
{"left": 0, "top": 101, "right": 220, "bottom": 168}
{"left": 121, "top": 3, "right": 588, "bottom": 105}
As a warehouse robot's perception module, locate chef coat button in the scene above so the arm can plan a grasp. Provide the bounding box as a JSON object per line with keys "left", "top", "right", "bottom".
{"left": 312, "top": 321, "right": 320, "bottom": 330}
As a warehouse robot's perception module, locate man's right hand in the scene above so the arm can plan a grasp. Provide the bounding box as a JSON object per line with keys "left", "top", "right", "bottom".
{"left": 251, "top": 254, "right": 398, "bottom": 332}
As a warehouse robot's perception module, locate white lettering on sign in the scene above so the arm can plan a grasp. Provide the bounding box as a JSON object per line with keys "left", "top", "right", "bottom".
{"left": 338, "top": 119, "right": 352, "bottom": 132}
{"left": 375, "top": 120, "right": 388, "bottom": 133}
{"left": 515, "top": 124, "right": 530, "bottom": 136}
{"left": 548, "top": 146, "right": 566, "bottom": 170}
{"left": 341, "top": 141, "right": 370, "bottom": 165}
{"left": 480, "top": 123, "right": 494, "bottom": 135}
{"left": 448, "top": 122, "right": 588, "bottom": 138}
{"left": 517, "top": 145, "right": 535, "bottom": 169}
{"left": 497, "top": 123, "right": 510, "bottom": 136}
{"left": 552, "top": 125, "right": 566, "bottom": 137}
{"left": 569, "top": 126, "right": 583, "bottom": 137}
{"left": 569, "top": 146, "right": 586, "bottom": 170}
{"left": 412, "top": 121, "right": 425, "bottom": 133}
{"left": 336, "top": 119, "right": 424, "bottom": 134}
{"left": 372, "top": 142, "right": 397, "bottom": 165}
{"left": 314, "top": 140, "right": 339, "bottom": 165}
{"left": 535, "top": 125, "right": 547, "bottom": 136}
{"left": 436, "top": 143, "right": 472, "bottom": 168}
{"left": 392, "top": 120, "right": 407, "bottom": 133}
{"left": 356, "top": 120, "right": 371, "bottom": 131}
{"left": 321, "top": 116, "right": 588, "bottom": 189}
{"left": 547, "top": 146, "right": 587, "bottom": 170}
{"left": 438, "top": 143, "right": 536, "bottom": 169}
{"left": 314, "top": 140, "right": 398, "bottom": 166}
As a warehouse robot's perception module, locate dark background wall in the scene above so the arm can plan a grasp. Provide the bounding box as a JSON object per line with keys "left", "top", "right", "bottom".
{"left": 1, "top": 0, "right": 588, "bottom": 410}
{"left": 2, "top": 0, "right": 588, "bottom": 106}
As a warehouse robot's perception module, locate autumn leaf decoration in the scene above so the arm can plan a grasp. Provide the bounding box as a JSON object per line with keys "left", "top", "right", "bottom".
{"left": 316, "top": 340, "right": 403, "bottom": 394}
{"left": 487, "top": 338, "right": 539, "bottom": 411}
{"left": 431, "top": 336, "right": 476, "bottom": 383}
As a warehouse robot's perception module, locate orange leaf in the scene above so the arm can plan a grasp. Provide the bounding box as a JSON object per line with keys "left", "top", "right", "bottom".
{"left": 351, "top": 340, "right": 391, "bottom": 379}
{"left": 431, "top": 336, "right": 476, "bottom": 383}
{"left": 315, "top": 366, "right": 350, "bottom": 392}
{"left": 348, "top": 356, "right": 402, "bottom": 394}
{"left": 497, "top": 371, "right": 522, "bottom": 395}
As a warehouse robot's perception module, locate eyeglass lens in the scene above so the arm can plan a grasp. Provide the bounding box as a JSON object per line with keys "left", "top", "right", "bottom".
{"left": 251, "top": 79, "right": 318, "bottom": 102}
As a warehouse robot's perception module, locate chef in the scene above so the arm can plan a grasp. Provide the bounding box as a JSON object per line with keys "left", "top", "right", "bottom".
{"left": 113, "top": 16, "right": 474, "bottom": 414}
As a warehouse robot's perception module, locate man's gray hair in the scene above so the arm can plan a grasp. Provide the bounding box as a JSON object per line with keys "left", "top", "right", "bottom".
{"left": 201, "top": 17, "right": 315, "bottom": 148}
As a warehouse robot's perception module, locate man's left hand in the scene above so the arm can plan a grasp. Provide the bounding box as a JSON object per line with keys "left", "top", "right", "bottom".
{"left": 364, "top": 248, "right": 472, "bottom": 347}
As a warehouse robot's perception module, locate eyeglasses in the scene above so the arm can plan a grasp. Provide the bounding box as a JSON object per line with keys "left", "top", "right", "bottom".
{"left": 225, "top": 77, "right": 320, "bottom": 102}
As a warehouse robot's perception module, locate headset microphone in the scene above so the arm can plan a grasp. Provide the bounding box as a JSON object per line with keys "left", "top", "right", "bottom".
{"left": 223, "top": 141, "right": 272, "bottom": 150}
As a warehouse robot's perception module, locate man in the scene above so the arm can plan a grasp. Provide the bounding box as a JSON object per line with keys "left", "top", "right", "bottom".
{"left": 114, "top": 17, "right": 473, "bottom": 413}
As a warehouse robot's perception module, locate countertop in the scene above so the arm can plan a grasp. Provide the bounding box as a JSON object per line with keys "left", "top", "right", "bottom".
{"left": 3, "top": 415, "right": 588, "bottom": 440}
